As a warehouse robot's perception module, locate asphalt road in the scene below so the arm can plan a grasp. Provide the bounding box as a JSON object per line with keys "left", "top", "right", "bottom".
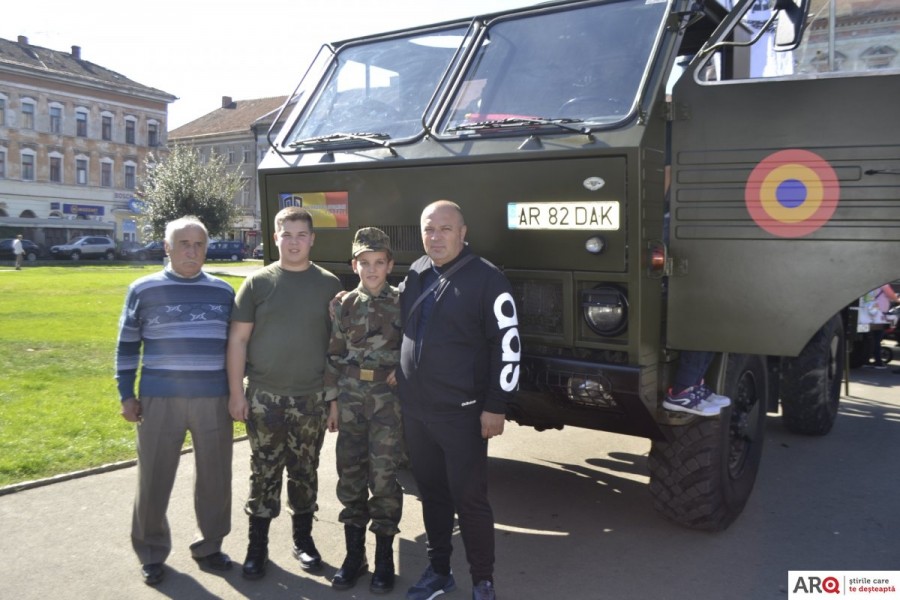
{"left": 1, "top": 367, "right": 897, "bottom": 600}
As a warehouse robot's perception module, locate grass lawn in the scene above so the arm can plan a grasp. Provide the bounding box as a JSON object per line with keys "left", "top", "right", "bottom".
{"left": 0, "top": 263, "right": 248, "bottom": 487}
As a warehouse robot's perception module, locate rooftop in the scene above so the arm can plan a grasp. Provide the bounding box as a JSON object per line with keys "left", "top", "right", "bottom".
{"left": 0, "top": 35, "right": 175, "bottom": 102}
{"left": 168, "top": 96, "right": 289, "bottom": 139}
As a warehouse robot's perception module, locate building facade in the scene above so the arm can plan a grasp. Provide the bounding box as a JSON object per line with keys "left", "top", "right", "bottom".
{"left": 168, "top": 95, "right": 288, "bottom": 249}
{"left": 0, "top": 35, "right": 175, "bottom": 247}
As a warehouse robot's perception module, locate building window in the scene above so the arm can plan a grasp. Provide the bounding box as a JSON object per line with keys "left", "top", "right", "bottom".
{"left": 102, "top": 115, "right": 112, "bottom": 140}
{"left": 861, "top": 45, "right": 897, "bottom": 70}
{"left": 125, "top": 163, "right": 136, "bottom": 189}
{"left": 50, "top": 105, "right": 62, "bottom": 133}
{"left": 76, "top": 110, "right": 88, "bottom": 137}
{"left": 101, "top": 161, "right": 112, "bottom": 187}
{"left": 148, "top": 122, "right": 159, "bottom": 147}
{"left": 244, "top": 147, "right": 251, "bottom": 163}
{"left": 76, "top": 158, "right": 88, "bottom": 185}
{"left": 22, "top": 152, "right": 35, "bottom": 181}
{"left": 22, "top": 100, "right": 36, "bottom": 129}
{"left": 0, "top": 150, "right": 6, "bottom": 178}
{"left": 50, "top": 156, "right": 62, "bottom": 182}
{"left": 125, "top": 118, "right": 136, "bottom": 144}
{"left": 0, "top": 96, "right": 6, "bottom": 127}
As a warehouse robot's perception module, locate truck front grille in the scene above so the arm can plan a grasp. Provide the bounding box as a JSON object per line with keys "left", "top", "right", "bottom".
{"left": 510, "top": 278, "right": 564, "bottom": 337}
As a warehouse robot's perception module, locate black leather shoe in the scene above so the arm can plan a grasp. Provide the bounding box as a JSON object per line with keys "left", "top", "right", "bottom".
{"left": 141, "top": 563, "right": 165, "bottom": 586}
{"left": 193, "top": 551, "right": 233, "bottom": 572}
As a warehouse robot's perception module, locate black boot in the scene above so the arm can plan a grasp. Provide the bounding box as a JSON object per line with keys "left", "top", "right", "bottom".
{"left": 291, "top": 512, "right": 323, "bottom": 571}
{"left": 369, "top": 534, "right": 395, "bottom": 594}
{"left": 331, "top": 525, "right": 368, "bottom": 590}
{"left": 242, "top": 516, "right": 270, "bottom": 580}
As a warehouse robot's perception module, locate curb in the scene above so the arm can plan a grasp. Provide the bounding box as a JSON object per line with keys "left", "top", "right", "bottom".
{"left": 0, "top": 435, "right": 248, "bottom": 497}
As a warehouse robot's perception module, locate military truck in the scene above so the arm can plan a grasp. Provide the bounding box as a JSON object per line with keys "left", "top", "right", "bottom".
{"left": 257, "top": 0, "right": 900, "bottom": 530}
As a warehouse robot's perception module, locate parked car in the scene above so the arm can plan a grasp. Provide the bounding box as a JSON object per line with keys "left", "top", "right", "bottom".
{"left": 50, "top": 236, "right": 116, "bottom": 261}
{"left": 117, "top": 240, "right": 142, "bottom": 259}
{"left": 252, "top": 243, "right": 264, "bottom": 259}
{"left": 122, "top": 241, "right": 166, "bottom": 262}
{"left": 206, "top": 240, "right": 244, "bottom": 261}
{"left": 0, "top": 238, "right": 43, "bottom": 262}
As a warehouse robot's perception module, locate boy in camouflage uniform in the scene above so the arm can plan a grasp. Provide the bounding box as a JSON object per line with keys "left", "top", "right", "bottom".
{"left": 325, "top": 227, "right": 403, "bottom": 594}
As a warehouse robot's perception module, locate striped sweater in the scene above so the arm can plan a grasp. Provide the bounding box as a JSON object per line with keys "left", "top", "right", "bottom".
{"left": 115, "top": 268, "right": 235, "bottom": 401}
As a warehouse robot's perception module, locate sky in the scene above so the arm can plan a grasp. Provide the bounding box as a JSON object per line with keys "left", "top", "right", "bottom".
{"left": 4, "top": 0, "right": 537, "bottom": 130}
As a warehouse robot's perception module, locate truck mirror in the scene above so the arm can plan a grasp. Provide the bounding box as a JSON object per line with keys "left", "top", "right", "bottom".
{"left": 773, "top": 0, "right": 810, "bottom": 52}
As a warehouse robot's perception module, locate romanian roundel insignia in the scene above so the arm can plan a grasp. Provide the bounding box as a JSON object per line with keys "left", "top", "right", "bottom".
{"left": 744, "top": 149, "right": 839, "bottom": 238}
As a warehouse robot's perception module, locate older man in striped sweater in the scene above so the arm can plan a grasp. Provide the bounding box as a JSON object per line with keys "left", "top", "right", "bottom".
{"left": 115, "top": 216, "right": 236, "bottom": 586}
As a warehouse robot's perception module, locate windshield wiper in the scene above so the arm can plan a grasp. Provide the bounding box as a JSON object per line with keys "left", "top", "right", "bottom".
{"left": 289, "top": 132, "right": 393, "bottom": 149}
{"left": 447, "top": 117, "right": 591, "bottom": 136}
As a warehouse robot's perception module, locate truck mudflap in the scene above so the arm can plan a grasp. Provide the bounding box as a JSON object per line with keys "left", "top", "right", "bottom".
{"left": 510, "top": 355, "right": 666, "bottom": 440}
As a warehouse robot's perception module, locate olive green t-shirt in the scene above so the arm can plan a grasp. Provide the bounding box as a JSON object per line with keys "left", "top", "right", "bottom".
{"left": 232, "top": 262, "right": 343, "bottom": 396}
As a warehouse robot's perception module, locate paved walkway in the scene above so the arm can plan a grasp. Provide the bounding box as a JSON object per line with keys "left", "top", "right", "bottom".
{"left": 2, "top": 338, "right": 897, "bottom": 599}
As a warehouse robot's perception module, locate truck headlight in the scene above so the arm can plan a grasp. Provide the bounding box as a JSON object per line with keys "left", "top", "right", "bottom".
{"left": 582, "top": 285, "right": 628, "bottom": 336}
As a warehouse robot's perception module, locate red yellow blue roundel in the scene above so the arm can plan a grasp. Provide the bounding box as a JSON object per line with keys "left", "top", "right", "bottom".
{"left": 745, "top": 149, "right": 839, "bottom": 238}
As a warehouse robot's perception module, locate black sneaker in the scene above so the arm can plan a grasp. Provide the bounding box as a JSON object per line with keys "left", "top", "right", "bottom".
{"left": 406, "top": 565, "right": 456, "bottom": 600}
{"left": 473, "top": 580, "right": 496, "bottom": 600}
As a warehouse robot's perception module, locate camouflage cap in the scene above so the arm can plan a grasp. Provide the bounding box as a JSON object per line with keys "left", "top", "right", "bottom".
{"left": 352, "top": 227, "right": 392, "bottom": 257}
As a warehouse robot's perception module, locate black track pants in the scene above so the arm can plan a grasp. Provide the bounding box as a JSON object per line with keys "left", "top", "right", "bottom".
{"left": 403, "top": 412, "right": 495, "bottom": 585}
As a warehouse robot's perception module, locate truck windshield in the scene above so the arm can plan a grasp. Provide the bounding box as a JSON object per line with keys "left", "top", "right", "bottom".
{"left": 285, "top": 26, "right": 470, "bottom": 147}
{"left": 438, "top": 0, "right": 669, "bottom": 135}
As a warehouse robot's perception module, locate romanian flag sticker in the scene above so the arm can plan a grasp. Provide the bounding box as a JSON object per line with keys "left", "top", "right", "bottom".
{"left": 744, "top": 149, "right": 839, "bottom": 238}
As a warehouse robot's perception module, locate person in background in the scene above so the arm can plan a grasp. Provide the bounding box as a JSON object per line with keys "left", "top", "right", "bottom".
{"left": 227, "top": 206, "right": 342, "bottom": 580}
{"left": 115, "top": 216, "right": 235, "bottom": 586}
{"left": 399, "top": 200, "right": 520, "bottom": 600}
{"left": 860, "top": 284, "right": 899, "bottom": 370}
{"left": 325, "top": 227, "right": 403, "bottom": 594}
{"left": 12, "top": 234, "right": 24, "bottom": 270}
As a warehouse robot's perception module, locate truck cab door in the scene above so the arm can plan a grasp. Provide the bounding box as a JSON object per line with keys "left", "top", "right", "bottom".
{"left": 666, "top": 1, "right": 900, "bottom": 357}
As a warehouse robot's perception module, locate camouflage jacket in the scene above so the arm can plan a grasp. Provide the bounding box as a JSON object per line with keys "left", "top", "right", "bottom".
{"left": 324, "top": 283, "right": 401, "bottom": 401}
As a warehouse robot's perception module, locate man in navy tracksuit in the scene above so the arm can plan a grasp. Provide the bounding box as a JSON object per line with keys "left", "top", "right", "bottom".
{"left": 398, "top": 200, "right": 520, "bottom": 600}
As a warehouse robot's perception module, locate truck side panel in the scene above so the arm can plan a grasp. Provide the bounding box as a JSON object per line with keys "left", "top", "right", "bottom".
{"left": 668, "top": 72, "right": 900, "bottom": 356}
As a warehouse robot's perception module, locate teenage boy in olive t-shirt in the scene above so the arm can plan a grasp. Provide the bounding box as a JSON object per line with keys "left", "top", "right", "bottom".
{"left": 227, "top": 206, "right": 342, "bottom": 580}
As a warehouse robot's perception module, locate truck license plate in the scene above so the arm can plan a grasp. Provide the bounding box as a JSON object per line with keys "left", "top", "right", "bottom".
{"left": 507, "top": 201, "right": 619, "bottom": 230}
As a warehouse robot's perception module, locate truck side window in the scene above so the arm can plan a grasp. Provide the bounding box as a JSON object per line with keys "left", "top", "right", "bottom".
{"left": 695, "top": 0, "right": 897, "bottom": 83}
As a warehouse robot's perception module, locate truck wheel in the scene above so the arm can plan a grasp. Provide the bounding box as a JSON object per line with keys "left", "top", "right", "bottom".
{"left": 648, "top": 353, "right": 767, "bottom": 531}
{"left": 780, "top": 314, "right": 843, "bottom": 436}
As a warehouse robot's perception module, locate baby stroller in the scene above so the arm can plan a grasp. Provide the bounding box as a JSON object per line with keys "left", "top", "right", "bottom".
{"left": 886, "top": 304, "right": 900, "bottom": 346}
{"left": 872, "top": 303, "right": 899, "bottom": 366}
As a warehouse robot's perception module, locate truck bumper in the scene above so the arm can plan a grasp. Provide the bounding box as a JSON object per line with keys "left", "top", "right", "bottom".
{"left": 511, "top": 355, "right": 666, "bottom": 440}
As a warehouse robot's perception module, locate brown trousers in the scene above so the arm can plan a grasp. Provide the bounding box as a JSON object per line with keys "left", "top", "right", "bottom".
{"left": 131, "top": 395, "right": 233, "bottom": 564}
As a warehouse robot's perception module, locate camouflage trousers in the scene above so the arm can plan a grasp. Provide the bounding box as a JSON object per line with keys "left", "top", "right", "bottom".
{"left": 335, "top": 378, "right": 403, "bottom": 536}
{"left": 244, "top": 387, "right": 327, "bottom": 519}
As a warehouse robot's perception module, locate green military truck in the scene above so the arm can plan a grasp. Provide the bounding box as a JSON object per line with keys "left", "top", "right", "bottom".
{"left": 257, "top": 0, "right": 900, "bottom": 530}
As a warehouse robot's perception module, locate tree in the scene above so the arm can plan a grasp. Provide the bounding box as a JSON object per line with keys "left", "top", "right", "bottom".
{"left": 137, "top": 144, "right": 244, "bottom": 241}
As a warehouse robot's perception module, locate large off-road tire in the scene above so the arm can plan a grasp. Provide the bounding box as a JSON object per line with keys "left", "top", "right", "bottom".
{"left": 648, "top": 353, "right": 767, "bottom": 531}
{"left": 780, "top": 314, "right": 843, "bottom": 436}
